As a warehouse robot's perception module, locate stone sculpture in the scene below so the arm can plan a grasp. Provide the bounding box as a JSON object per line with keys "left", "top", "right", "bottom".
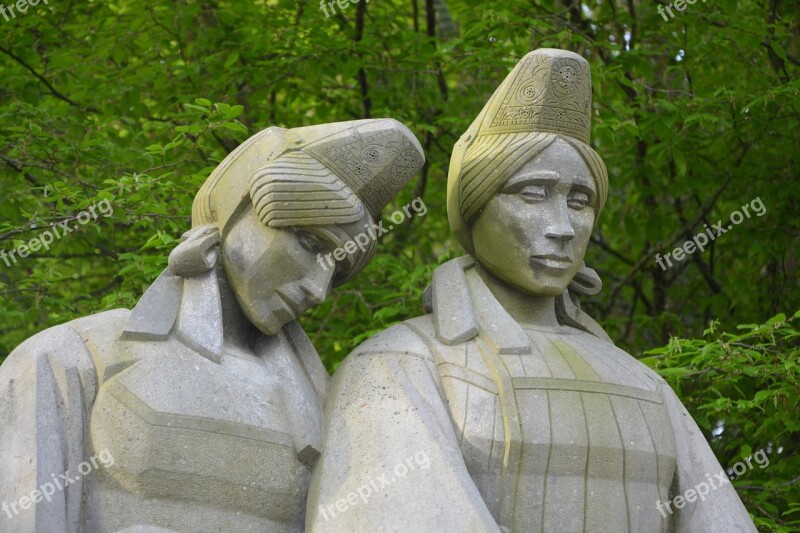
{"left": 307, "top": 49, "right": 757, "bottom": 532}
{"left": 0, "top": 119, "right": 424, "bottom": 532}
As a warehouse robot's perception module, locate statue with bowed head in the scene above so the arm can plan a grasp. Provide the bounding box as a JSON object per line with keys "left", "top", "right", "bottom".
{"left": 308, "top": 50, "right": 757, "bottom": 532}
{"left": 0, "top": 119, "right": 424, "bottom": 532}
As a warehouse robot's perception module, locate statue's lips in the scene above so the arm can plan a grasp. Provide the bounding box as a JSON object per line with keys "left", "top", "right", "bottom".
{"left": 530, "top": 254, "right": 572, "bottom": 270}
{"left": 275, "top": 287, "right": 308, "bottom": 317}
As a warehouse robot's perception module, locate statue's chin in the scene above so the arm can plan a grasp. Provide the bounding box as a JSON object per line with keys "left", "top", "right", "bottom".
{"left": 243, "top": 297, "right": 296, "bottom": 337}
{"left": 510, "top": 283, "right": 568, "bottom": 298}
{"left": 524, "top": 286, "right": 567, "bottom": 297}
{"left": 253, "top": 319, "right": 283, "bottom": 336}
{"left": 494, "top": 272, "right": 572, "bottom": 298}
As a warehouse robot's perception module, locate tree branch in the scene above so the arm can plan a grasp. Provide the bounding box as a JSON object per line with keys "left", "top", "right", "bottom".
{"left": 0, "top": 46, "right": 97, "bottom": 113}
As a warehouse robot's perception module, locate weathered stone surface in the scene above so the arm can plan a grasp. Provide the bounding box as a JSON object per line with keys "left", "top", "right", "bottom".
{"left": 308, "top": 49, "right": 756, "bottom": 532}
{"left": 0, "top": 119, "right": 423, "bottom": 532}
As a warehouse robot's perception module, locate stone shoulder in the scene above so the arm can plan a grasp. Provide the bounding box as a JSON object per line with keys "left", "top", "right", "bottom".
{"left": 8, "top": 309, "right": 126, "bottom": 358}
{"left": 3, "top": 309, "right": 132, "bottom": 390}
{"left": 590, "top": 332, "right": 670, "bottom": 389}
{"left": 346, "top": 315, "right": 438, "bottom": 362}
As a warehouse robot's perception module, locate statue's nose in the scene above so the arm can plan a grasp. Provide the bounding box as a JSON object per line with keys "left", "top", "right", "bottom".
{"left": 544, "top": 201, "right": 575, "bottom": 243}
{"left": 301, "top": 267, "right": 334, "bottom": 304}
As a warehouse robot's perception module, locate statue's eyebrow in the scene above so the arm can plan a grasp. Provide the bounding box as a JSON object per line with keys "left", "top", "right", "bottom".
{"left": 572, "top": 175, "right": 596, "bottom": 195}
{"left": 502, "top": 170, "right": 560, "bottom": 192}
{"left": 318, "top": 225, "right": 363, "bottom": 260}
{"left": 313, "top": 226, "right": 349, "bottom": 250}
{"left": 502, "top": 171, "right": 597, "bottom": 203}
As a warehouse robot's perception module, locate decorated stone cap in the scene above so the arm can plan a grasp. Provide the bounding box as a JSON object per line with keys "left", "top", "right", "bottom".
{"left": 303, "top": 121, "right": 424, "bottom": 218}
{"left": 447, "top": 48, "right": 606, "bottom": 253}
{"left": 193, "top": 119, "right": 424, "bottom": 232}
{"left": 471, "top": 47, "right": 592, "bottom": 144}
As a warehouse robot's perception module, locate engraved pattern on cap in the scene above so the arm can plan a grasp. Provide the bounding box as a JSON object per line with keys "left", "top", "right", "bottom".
{"left": 305, "top": 127, "right": 423, "bottom": 216}
{"left": 484, "top": 52, "right": 592, "bottom": 144}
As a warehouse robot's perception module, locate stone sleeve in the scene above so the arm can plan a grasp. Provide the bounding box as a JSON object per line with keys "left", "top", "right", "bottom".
{"left": 661, "top": 384, "right": 757, "bottom": 532}
{"left": 306, "top": 323, "right": 501, "bottom": 533}
{"left": 0, "top": 322, "right": 97, "bottom": 533}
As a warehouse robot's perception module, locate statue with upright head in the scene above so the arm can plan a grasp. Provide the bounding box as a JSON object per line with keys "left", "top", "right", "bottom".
{"left": 307, "top": 50, "right": 756, "bottom": 532}
{"left": 0, "top": 119, "right": 424, "bottom": 532}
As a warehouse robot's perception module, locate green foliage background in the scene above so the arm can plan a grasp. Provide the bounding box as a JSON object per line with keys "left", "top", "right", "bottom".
{"left": 0, "top": 0, "right": 797, "bottom": 529}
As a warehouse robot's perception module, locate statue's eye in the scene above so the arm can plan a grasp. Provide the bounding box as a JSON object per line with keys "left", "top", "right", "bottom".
{"left": 296, "top": 230, "right": 327, "bottom": 253}
{"left": 568, "top": 191, "right": 590, "bottom": 210}
{"left": 519, "top": 185, "right": 547, "bottom": 202}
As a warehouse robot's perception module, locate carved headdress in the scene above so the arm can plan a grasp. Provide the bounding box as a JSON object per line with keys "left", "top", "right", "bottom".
{"left": 447, "top": 48, "right": 608, "bottom": 253}
{"left": 444, "top": 48, "right": 611, "bottom": 340}
{"left": 122, "top": 120, "right": 423, "bottom": 362}
{"left": 194, "top": 119, "right": 424, "bottom": 230}
{"left": 191, "top": 118, "right": 423, "bottom": 279}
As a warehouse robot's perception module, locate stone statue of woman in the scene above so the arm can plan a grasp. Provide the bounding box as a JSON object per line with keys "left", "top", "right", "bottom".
{"left": 0, "top": 119, "right": 424, "bottom": 532}
{"left": 307, "top": 50, "right": 756, "bottom": 532}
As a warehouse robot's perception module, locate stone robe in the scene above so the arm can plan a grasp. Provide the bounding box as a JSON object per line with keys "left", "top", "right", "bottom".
{"left": 0, "top": 266, "right": 328, "bottom": 532}
{"left": 307, "top": 256, "right": 756, "bottom": 533}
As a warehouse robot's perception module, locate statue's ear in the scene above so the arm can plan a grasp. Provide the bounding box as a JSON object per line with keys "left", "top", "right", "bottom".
{"left": 557, "top": 262, "right": 612, "bottom": 344}
{"left": 568, "top": 262, "right": 602, "bottom": 296}
{"left": 122, "top": 224, "right": 225, "bottom": 363}
{"left": 167, "top": 224, "right": 221, "bottom": 277}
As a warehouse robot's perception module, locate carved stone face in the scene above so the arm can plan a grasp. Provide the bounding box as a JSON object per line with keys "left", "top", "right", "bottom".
{"left": 471, "top": 138, "right": 597, "bottom": 296}
{"left": 221, "top": 206, "right": 367, "bottom": 335}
